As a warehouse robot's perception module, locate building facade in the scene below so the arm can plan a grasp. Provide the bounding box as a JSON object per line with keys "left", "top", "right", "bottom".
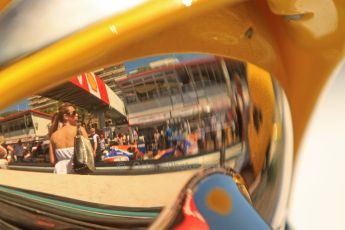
{"left": 149, "top": 57, "right": 179, "bottom": 69}
{"left": 115, "top": 57, "right": 235, "bottom": 126}
{"left": 28, "top": 95, "right": 59, "bottom": 113}
{"left": 0, "top": 110, "right": 52, "bottom": 144}
{"left": 94, "top": 63, "right": 127, "bottom": 97}
{"left": 28, "top": 63, "right": 127, "bottom": 113}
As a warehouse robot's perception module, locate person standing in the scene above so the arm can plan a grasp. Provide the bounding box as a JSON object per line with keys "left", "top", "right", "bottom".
{"left": 89, "top": 128, "right": 102, "bottom": 162}
{"left": 136, "top": 136, "right": 146, "bottom": 160}
{"left": 159, "top": 129, "right": 166, "bottom": 150}
{"left": 13, "top": 139, "right": 25, "bottom": 162}
{"left": 133, "top": 127, "right": 139, "bottom": 144}
{"left": 99, "top": 133, "right": 106, "bottom": 153}
{"left": 165, "top": 124, "right": 172, "bottom": 148}
{"left": 104, "top": 121, "right": 113, "bottom": 144}
{"left": 128, "top": 126, "right": 134, "bottom": 144}
{"left": 49, "top": 103, "right": 89, "bottom": 174}
{"left": 153, "top": 129, "right": 160, "bottom": 155}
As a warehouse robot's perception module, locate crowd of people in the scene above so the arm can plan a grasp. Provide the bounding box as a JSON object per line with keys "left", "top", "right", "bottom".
{"left": 97, "top": 109, "right": 242, "bottom": 161}
{"left": 0, "top": 101, "right": 243, "bottom": 174}
{"left": 0, "top": 137, "right": 48, "bottom": 166}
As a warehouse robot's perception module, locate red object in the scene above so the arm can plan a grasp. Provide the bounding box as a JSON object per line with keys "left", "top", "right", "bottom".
{"left": 70, "top": 73, "right": 109, "bottom": 105}
{"left": 174, "top": 190, "right": 209, "bottom": 230}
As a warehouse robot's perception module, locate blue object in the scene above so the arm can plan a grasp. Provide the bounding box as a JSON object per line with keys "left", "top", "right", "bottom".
{"left": 193, "top": 174, "right": 270, "bottom": 230}
{"left": 105, "top": 147, "right": 134, "bottom": 159}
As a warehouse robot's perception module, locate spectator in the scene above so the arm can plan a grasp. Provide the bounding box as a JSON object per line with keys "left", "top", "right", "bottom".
{"left": 133, "top": 127, "right": 139, "bottom": 144}
{"left": 99, "top": 133, "right": 106, "bottom": 153}
{"left": 165, "top": 124, "right": 173, "bottom": 148}
{"left": 137, "top": 136, "right": 146, "bottom": 155}
{"left": 104, "top": 121, "right": 113, "bottom": 144}
{"left": 159, "top": 129, "right": 166, "bottom": 150}
{"left": 23, "top": 149, "right": 33, "bottom": 162}
{"left": 89, "top": 128, "right": 102, "bottom": 162}
{"left": 13, "top": 139, "right": 25, "bottom": 162}
{"left": 49, "top": 103, "right": 88, "bottom": 174}
{"left": 134, "top": 136, "right": 145, "bottom": 160}
{"left": 128, "top": 126, "right": 134, "bottom": 144}
{"left": 118, "top": 133, "right": 124, "bottom": 145}
{"left": 153, "top": 129, "right": 160, "bottom": 155}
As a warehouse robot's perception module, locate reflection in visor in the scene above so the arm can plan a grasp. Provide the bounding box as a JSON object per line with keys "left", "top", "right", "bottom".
{"left": 108, "top": 56, "right": 244, "bottom": 162}
{"left": 3, "top": 53, "right": 293, "bottom": 229}
{"left": 98, "top": 55, "right": 283, "bottom": 183}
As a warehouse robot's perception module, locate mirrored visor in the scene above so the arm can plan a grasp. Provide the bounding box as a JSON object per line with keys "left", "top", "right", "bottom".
{"left": 0, "top": 53, "right": 293, "bottom": 229}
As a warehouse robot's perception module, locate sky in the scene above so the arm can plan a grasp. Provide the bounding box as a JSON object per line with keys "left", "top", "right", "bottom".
{"left": 0, "top": 53, "right": 210, "bottom": 114}
{"left": 124, "top": 53, "right": 210, "bottom": 73}
{"left": 1, "top": 100, "right": 29, "bottom": 114}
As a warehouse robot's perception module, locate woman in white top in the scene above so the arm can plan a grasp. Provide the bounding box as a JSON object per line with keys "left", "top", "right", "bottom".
{"left": 49, "top": 103, "right": 88, "bottom": 174}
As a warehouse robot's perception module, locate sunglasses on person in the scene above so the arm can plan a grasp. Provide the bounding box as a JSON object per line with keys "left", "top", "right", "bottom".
{"left": 65, "top": 110, "right": 78, "bottom": 117}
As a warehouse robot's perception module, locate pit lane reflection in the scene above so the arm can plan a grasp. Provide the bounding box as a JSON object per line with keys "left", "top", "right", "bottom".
{"left": 2, "top": 54, "right": 293, "bottom": 227}
{"left": 4, "top": 55, "right": 280, "bottom": 179}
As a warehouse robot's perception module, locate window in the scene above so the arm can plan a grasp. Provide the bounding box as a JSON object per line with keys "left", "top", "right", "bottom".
{"left": 191, "top": 66, "right": 203, "bottom": 88}
{"left": 154, "top": 73, "right": 163, "bottom": 78}
{"left": 133, "top": 79, "right": 143, "bottom": 84}
{"left": 135, "top": 83, "right": 148, "bottom": 101}
{"left": 170, "top": 85, "right": 180, "bottom": 95}
{"left": 144, "top": 76, "right": 153, "bottom": 81}
{"left": 200, "top": 65, "right": 211, "bottom": 86}
{"left": 125, "top": 94, "right": 137, "bottom": 104}
{"left": 176, "top": 67, "right": 190, "bottom": 92}
{"left": 120, "top": 81, "right": 131, "bottom": 87}
{"left": 105, "top": 66, "right": 116, "bottom": 72}
{"left": 155, "top": 79, "right": 164, "bottom": 87}
{"left": 213, "top": 63, "right": 225, "bottom": 84}
{"left": 155, "top": 79, "right": 169, "bottom": 97}
{"left": 166, "top": 77, "right": 180, "bottom": 95}
{"left": 25, "top": 115, "right": 33, "bottom": 128}
{"left": 145, "top": 81, "right": 159, "bottom": 99}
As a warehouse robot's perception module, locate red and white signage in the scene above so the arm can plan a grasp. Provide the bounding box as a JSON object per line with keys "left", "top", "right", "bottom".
{"left": 70, "top": 73, "right": 110, "bottom": 105}
{"left": 70, "top": 73, "right": 126, "bottom": 116}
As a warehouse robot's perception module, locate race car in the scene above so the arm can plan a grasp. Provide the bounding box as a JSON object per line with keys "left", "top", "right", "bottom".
{"left": 102, "top": 145, "right": 143, "bottom": 163}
